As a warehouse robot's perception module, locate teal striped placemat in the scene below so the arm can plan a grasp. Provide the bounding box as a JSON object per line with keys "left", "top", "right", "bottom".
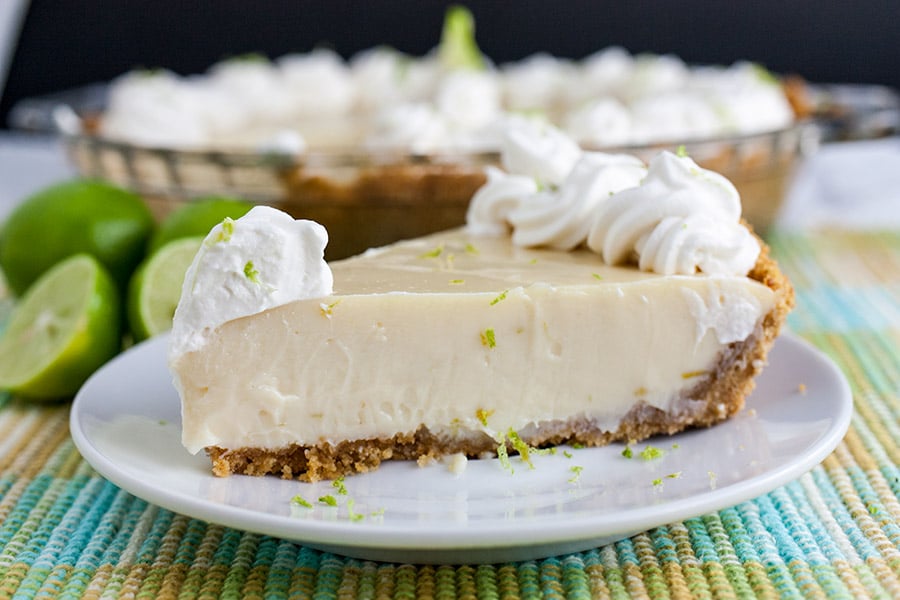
{"left": 1, "top": 231, "right": 899, "bottom": 599}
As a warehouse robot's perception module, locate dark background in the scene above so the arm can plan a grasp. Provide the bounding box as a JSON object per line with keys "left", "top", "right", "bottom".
{"left": 3, "top": 0, "right": 899, "bottom": 128}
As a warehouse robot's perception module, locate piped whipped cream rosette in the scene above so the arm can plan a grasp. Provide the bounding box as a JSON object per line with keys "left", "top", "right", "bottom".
{"left": 466, "top": 121, "right": 760, "bottom": 276}
{"left": 587, "top": 151, "right": 760, "bottom": 276}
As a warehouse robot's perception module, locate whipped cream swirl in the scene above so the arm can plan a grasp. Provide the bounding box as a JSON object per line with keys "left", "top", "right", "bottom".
{"left": 466, "top": 122, "right": 758, "bottom": 276}
{"left": 587, "top": 151, "right": 759, "bottom": 275}
{"left": 169, "top": 206, "right": 333, "bottom": 358}
{"left": 509, "top": 152, "right": 646, "bottom": 250}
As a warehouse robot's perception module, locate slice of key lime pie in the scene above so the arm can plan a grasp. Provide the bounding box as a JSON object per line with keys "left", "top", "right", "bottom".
{"left": 169, "top": 120, "right": 793, "bottom": 481}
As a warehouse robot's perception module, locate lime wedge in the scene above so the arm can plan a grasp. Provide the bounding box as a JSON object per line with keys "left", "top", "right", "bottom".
{"left": 0, "top": 254, "right": 122, "bottom": 400}
{"left": 128, "top": 237, "right": 203, "bottom": 341}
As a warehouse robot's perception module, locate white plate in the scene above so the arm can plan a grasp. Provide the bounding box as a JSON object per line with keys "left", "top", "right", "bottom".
{"left": 71, "top": 333, "right": 852, "bottom": 564}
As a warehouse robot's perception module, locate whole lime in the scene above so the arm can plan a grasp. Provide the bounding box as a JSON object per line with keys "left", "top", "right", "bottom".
{"left": 0, "top": 179, "right": 154, "bottom": 295}
{"left": 148, "top": 197, "right": 252, "bottom": 253}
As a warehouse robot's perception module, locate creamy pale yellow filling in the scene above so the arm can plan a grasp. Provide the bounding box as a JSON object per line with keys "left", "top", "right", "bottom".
{"left": 174, "top": 229, "right": 775, "bottom": 453}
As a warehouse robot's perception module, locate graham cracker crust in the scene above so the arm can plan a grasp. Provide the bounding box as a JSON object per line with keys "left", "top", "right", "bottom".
{"left": 207, "top": 232, "right": 794, "bottom": 482}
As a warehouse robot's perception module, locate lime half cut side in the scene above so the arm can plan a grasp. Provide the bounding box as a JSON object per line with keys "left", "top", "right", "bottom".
{"left": 0, "top": 254, "right": 122, "bottom": 400}
{"left": 128, "top": 237, "right": 203, "bottom": 342}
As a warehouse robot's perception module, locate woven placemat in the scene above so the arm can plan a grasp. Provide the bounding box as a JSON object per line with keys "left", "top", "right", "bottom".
{"left": 1, "top": 231, "right": 899, "bottom": 599}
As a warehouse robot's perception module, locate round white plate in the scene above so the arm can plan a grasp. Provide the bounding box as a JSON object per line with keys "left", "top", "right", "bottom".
{"left": 71, "top": 333, "right": 851, "bottom": 564}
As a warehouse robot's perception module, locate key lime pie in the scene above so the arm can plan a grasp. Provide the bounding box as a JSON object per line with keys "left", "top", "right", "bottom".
{"left": 169, "top": 121, "right": 793, "bottom": 481}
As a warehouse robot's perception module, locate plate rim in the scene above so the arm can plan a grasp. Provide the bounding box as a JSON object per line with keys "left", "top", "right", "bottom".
{"left": 70, "top": 332, "right": 852, "bottom": 555}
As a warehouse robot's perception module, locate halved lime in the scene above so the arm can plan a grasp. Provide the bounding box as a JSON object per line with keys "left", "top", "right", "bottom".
{"left": 0, "top": 254, "right": 122, "bottom": 400}
{"left": 128, "top": 236, "right": 203, "bottom": 341}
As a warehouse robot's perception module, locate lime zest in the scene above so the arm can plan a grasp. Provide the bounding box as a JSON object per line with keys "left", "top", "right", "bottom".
{"left": 450, "top": 279, "right": 465, "bottom": 285}
{"left": 490, "top": 290, "right": 509, "bottom": 306}
{"left": 652, "top": 478, "right": 663, "bottom": 487}
{"left": 476, "top": 408, "right": 494, "bottom": 426}
{"left": 318, "top": 495, "right": 338, "bottom": 507}
{"left": 676, "top": 145, "right": 689, "bottom": 158}
{"left": 621, "top": 446, "right": 633, "bottom": 459}
{"left": 497, "top": 439, "right": 513, "bottom": 474}
{"left": 214, "top": 218, "right": 235, "bottom": 243}
{"left": 571, "top": 442, "right": 585, "bottom": 450}
{"left": 332, "top": 477, "right": 348, "bottom": 495}
{"left": 568, "top": 465, "right": 584, "bottom": 484}
{"left": 563, "top": 450, "right": 573, "bottom": 459}
{"left": 640, "top": 445, "right": 664, "bottom": 461}
{"left": 291, "top": 495, "right": 313, "bottom": 508}
{"left": 506, "top": 429, "right": 534, "bottom": 469}
{"left": 528, "top": 258, "right": 538, "bottom": 265}
{"left": 666, "top": 471, "right": 682, "bottom": 479}
{"left": 319, "top": 299, "right": 340, "bottom": 317}
{"left": 592, "top": 273, "right": 603, "bottom": 281}
{"left": 465, "top": 242, "right": 480, "bottom": 255}
{"left": 347, "top": 499, "right": 365, "bottom": 522}
{"left": 480, "top": 328, "right": 496, "bottom": 349}
{"left": 419, "top": 245, "right": 443, "bottom": 259}
{"left": 243, "top": 261, "right": 260, "bottom": 283}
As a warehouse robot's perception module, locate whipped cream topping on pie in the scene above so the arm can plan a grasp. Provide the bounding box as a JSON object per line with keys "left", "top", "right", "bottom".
{"left": 467, "top": 121, "right": 760, "bottom": 275}
{"left": 100, "top": 47, "right": 798, "bottom": 152}
{"left": 169, "top": 206, "right": 332, "bottom": 358}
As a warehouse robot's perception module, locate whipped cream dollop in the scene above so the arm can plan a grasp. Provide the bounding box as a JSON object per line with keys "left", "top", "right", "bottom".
{"left": 466, "top": 121, "right": 759, "bottom": 276}
{"left": 587, "top": 151, "right": 759, "bottom": 275}
{"left": 169, "top": 206, "right": 333, "bottom": 359}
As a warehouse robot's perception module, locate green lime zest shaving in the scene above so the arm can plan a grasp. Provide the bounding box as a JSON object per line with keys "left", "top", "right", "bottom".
{"left": 568, "top": 465, "right": 584, "bottom": 483}
{"left": 291, "top": 495, "right": 313, "bottom": 508}
{"left": 592, "top": 273, "right": 603, "bottom": 280}
{"left": 450, "top": 279, "right": 465, "bottom": 285}
{"left": 652, "top": 478, "right": 663, "bottom": 487}
{"left": 640, "top": 445, "right": 664, "bottom": 461}
{"left": 476, "top": 408, "right": 494, "bottom": 426}
{"left": 214, "top": 218, "right": 235, "bottom": 243}
{"left": 563, "top": 450, "right": 573, "bottom": 459}
{"left": 347, "top": 499, "right": 365, "bottom": 522}
{"left": 506, "top": 429, "right": 534, "bottom": 469}
{"left": 621, "top": 446, "right": 633, "bottom": 459}
{"left": 318, "top": 495, "right": 338, "bottom": 507}
{"left": 320, "top": 299, "right": 340, "bottom": 317}
{"left": 676, "top": 145, "right": 689, "bottom": 158}
{"left": 332, "top": 477, "right": 348, "bottom": 495}
{"left": 490, "top": 290, "right": 509, "bottom": 306}
{"left": 243, "top": 261, "right": 260, "bottom": 283}
{"left": 497, "top": 439, "right": 513, "bottom": 474}
{"left": 465, "top": 242, "right": 480, "bottom": 255}
{"left": 370, "top": 507, "right": 386, "bottom": 517}
{"left": 480, "top": 328, "right": 496, "bottom": 349}
{"left": 419, "top": 245, "right": 443, "bottom": 259}
{"left": 529, "top": 258, "right": 538, "bottom": 265}
{"left": 666, "top": 472, "right": 682, "bottom": 479}
{"left": 572, "top": 442, "right": 585, "bottom": 450}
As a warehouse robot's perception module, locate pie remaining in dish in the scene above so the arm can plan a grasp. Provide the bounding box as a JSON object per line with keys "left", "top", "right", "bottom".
{"left": 168, "top": 123, "right": 794, "bottom": 481}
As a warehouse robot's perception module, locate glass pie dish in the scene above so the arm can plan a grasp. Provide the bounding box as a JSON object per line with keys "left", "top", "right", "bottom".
{"left": 11, "top": 86, "right": 819, "bottom": 259}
